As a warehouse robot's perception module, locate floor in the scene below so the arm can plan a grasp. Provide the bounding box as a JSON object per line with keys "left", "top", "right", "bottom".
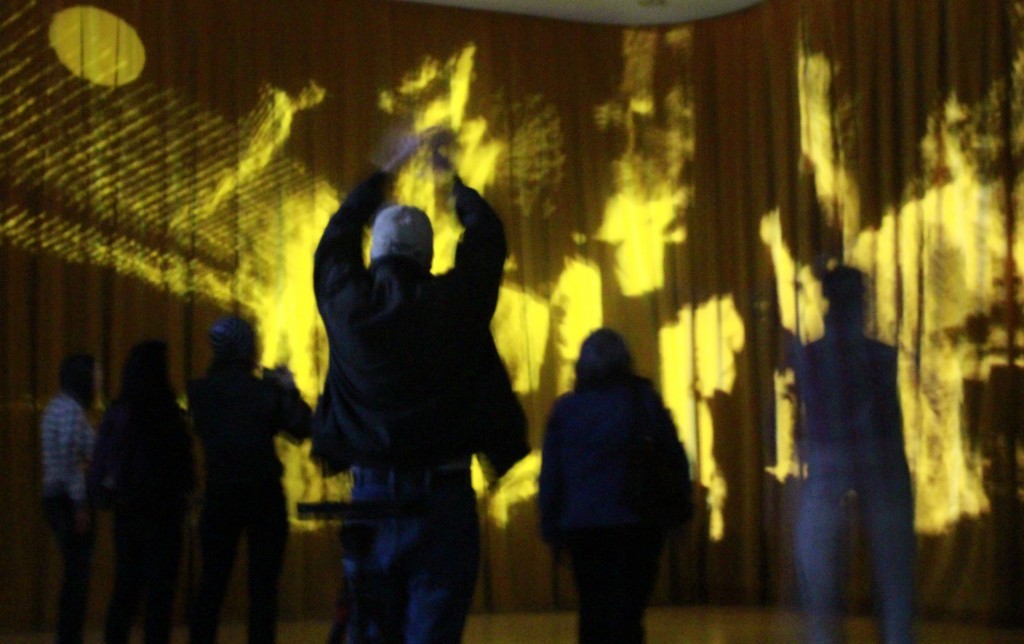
{"left": 2, "top": 606, "right": 1021, "bottom": 643}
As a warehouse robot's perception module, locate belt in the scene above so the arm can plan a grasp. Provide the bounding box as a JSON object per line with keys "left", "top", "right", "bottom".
{"left": 351, "top": 465, "right": 472, "bottom": 490}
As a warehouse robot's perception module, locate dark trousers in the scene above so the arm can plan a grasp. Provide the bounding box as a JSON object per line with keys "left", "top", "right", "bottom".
{"left": 565, "top": 524, "right": 665, "bottom": 644}
{"left": 105, "top": 508, "right": 185, "bottom": 644}
{"left": 42, "top": 495, "right": 94, "bottom": 644}
{"left": 189, "top": 483, "right": 288, "bottom": 644}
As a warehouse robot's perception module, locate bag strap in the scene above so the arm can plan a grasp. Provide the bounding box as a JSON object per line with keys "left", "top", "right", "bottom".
{"left": 626, "top": 380, "right": 655, "bottom": 442}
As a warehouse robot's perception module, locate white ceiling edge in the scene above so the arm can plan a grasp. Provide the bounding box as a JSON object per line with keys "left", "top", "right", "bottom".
{"left": 388, "top": 0, "right": 767, "bottom": 26}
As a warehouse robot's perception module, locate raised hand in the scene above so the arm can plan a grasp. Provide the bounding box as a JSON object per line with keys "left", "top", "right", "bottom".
{"left": 373, "top": 127, "right": 424, "bottom": 174}
{"left": 427, "top": 127, "right": 456, "bottom": 174}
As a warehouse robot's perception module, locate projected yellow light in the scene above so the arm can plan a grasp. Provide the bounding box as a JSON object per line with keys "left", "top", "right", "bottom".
{"left": 254, "top": 185, "right": 339, "bottom": 393}
{"left": 592, "top": 27, "right": 740, "bottom": 541}
{"left": 848, "top": 120, "right": 995, "bottom": 532}
{"left": 49, "top": 6, "right": 145, "bottom": 86}
{"left": 659, "top": 296, "right": 745, "bottom": 542}
{"left": 764, "top": 368, "right": 802, "bottom": 482}
{"left": 492, "top": 285, "right": 550, "bottom": 394}
{"left": 2, "top": 3, "right": 335, "bottom": 331}
{"left": 383, "top": 44, "right": 505, "bottom": 273}
{"left": 487, "top": 451, "right": 542, "bottom": 528}
{"left": 763, "top": 43, "right": 1003, "bottom": 533}
{"left": 759, "top": 209, "right": 826, "bottom": 344}
{"left": 205, "top": 83, "right": 326, "bottom": 224}
{"left": 798, "top": 51, "right": 858, "bottom": 234}
{"left": 550, "top": 256, "right": 604, "bottom": 392}
{"left": 594, "top": 28, "right": 693, "bottom": 297}
{"left": 508, "top": 95, "right": 566, "bottom": 220}
{"left": 377, "top": 43, "right": 554, "bottom": 403}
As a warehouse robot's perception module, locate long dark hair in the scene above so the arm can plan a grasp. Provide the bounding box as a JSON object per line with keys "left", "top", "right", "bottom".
{"left": 574, "top": 328, "right": 633, "bottom": 391}
{"left": 59, "top": 353, "right": 96, "bottom": 407}
{"left": 119, "top": 340, "right": 179, "bottom": 428}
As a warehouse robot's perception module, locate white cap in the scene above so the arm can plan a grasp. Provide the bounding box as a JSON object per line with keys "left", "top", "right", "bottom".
{"left": 370, "top": 204, "right": 434, "bottom": 270}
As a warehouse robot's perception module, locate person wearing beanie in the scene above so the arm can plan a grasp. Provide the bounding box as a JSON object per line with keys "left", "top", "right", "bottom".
{"left": 312, "top": 128, "right": 528, "bottom": 643}
{"left": 187, "top": 316, "right": 312, "bottom": 644}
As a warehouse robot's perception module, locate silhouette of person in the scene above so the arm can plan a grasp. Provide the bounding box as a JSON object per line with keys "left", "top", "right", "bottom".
{"left": 539, "top": 328, "right": 688, "bottom": 644}
{"left": 188, "top": 316, "right": 312, "bottom": 644}
{"left": 90, "top": 340, "right": 194, "bottom": 644}
{"left": 792, "top": 266, "right": 915, "bottom": 644}
{"left": 41, "top": 353, "right": 99, "bottom": 644}
{"left": 311, "top": 129, "right": 528, "bottom": 643}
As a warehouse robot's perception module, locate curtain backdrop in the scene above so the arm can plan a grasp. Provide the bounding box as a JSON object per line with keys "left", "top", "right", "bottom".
{"left": 2, "top": 0, "right": 1022, "bottom": 631}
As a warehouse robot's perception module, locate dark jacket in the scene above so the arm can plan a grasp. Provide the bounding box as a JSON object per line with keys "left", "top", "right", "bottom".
{"left": 188, "top": 362, "right": 312, "bottom": 490}
{"left": 312, "top": 172, "right": 528, "bottom": 475}
{"left": 538, "top": 376, "right": 684, "bottom": 542}
{"left": 89, "top": 401, "right": 195, "bottom": 513}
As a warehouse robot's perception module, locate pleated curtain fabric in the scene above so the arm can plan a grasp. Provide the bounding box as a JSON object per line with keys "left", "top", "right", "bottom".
{"left": 0, "top": 0, "right": 1021, "bottom": 630}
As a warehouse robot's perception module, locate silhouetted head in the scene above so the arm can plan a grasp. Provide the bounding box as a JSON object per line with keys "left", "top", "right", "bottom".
{"left": 575, "top": 328, "right": 633, "bottom": 391}
{"left": 822, "top": 265, "right": 866, "bottom": 335}
{"left": 59, "top": 353, "right": 97, "bottom": 407}
{"left": 120, "top": 340, "right": 173, "bottom": 408}
{"left": 370, "top": 204, "right": 434, "bottom": 271}
{"left": 208, "top": 316, "right": 257, "bottom": 367}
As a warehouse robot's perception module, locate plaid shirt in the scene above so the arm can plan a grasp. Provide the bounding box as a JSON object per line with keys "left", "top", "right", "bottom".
{"left": 40, "top": 392, "right": 95, "bottom": 506}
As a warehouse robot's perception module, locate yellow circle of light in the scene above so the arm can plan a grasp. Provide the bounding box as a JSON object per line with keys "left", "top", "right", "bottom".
{"left": 49, "top": 6, "right": 145, "bottom": 86}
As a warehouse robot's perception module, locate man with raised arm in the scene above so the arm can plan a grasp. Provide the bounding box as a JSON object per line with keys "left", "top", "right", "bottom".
{"left": 312, "top": 129, "right": 527, "bottom": 643}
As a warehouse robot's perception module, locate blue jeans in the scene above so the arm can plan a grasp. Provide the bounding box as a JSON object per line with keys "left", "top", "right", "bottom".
{"left": 795, "top": 438, "right": 915, "bottom": 644}
{"left": 343, "top": 467, "right": 479, "bottom": 644}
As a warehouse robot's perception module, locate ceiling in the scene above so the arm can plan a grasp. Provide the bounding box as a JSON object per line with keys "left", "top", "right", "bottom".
{"left": 390, "top": 0, "right": 767, "bottom": 26}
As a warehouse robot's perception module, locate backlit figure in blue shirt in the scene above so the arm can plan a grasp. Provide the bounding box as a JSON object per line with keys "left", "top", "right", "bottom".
{"left": 793, "top": 266, "right": 915, "bottom": 644}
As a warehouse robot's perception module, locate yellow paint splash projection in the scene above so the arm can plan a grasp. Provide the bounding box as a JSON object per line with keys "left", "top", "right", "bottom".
{"left": 849, "top": 105, "right": 1001, "bottom": 532}
{"left": 758, "top": 209, "right": 823, "bottom": 485}
{"left": 759, "top": 209, "right": 827, "bottom": 344}
{"left": 204, "top": 83, "right": 326, "bottom": 225}
{"left": 550, "top": 256, "right": 604, "bottom": 392}
{"left": 377, "top": 43, "right": 551, "bottom": 405}
{"left": 168, "top": 79, "right": 339, "bottom": 398}
{"left": 509, "top": 95, "right": 566, "bottom": 221}
{"left": 2, "top": 4, "right": 343, "bottom": 521}
{"left": 594, "top": 27, "right": 740, "bottom": 540}
{"left": 659, "top": 296, "right": 745, "bottom": 542}
{"left": 0, "top": 1, "right": 332, "bottom": 321}
{"left": 383, "top": 45, "right": 505, "bottom": 274}
{"left": 594, "top": 28, "right": 693, "bottom": 297}
{"left": 253, "top": 185, "right": 339, "bottom": 393}
{"left": 49, "top": 5, "right": 145, "bottom": 86}
{"left": 797, "top": 51, "right": 859, "bottom": 237}
{"left": 764, "top": 46, "right": 1006, "bottom": 533}
{"left": 492, "top": 285, "right": 550, "bottom": 395}
{"left": 765, "top": 368, "right": 802, "bottom": 482}
{"left": 487, "top": 450, "right": 542, "bottom": 528}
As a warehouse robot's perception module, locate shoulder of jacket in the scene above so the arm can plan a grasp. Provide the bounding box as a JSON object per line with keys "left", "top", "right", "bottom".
{"left": 103, "top": 400, "right": 130, "bottom": 419}
{"left": 548, "top": 392, "right": 579, "bottom": 417}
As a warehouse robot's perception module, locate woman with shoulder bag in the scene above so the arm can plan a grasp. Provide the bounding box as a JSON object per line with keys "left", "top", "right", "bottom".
{"left": 539, "top": 328, "right": 692, "bottom": 644}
